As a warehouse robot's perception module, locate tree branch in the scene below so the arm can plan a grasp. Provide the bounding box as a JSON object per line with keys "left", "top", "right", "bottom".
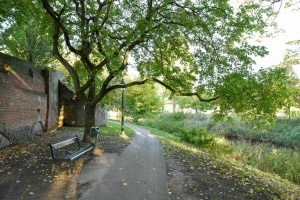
{"left": 93, "top": 77, "right": 220, "bottom": 105}
{"left": 52, "top": 21, "right": 81, "bottom": 93}
{"left": 41, "top": 0, "right": 81, "bottom": 55}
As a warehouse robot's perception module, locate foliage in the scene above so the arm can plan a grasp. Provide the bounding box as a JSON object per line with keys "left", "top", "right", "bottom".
{"left": 4, "top": 0, "right": 291, "bottom": 140}
{"left": 142, "top": 112, "right": 300, "bottom": 186}
{"left": 0, "top": 0, "right": 55, "bottom": 67}
{"left": 143, "top": 113, "right": 300, "bottom": 148}
{"left": 267, "top": 118, "right": 300, "bottom": 147}
{"left": 0, "top": 0, "right": 33, "bottom": 29}
{"left": 175, "top": 95, "right": 213, "bottom": 113}
{"left": 146, "top": 125, "right": 300, "bottom": 198}
{"left": 183, "top": 113, "right": 211, "bottom": 129}
{"left": 208, "top": 117, "right": 300, "bottom": 148}
{"left": 139, "top": 113, "right": 186, "bottom": 134}
{"left": 229, "top": 141, "right": 300, "bottom": 185}
{"left": 0, "top": 21, "right": 54, "bottom": 67}
{"left": 211, "top": 67, "right": 292, "bottom": 125}
{"left": 124, "top": 83, "right": 163, "bottom": 122}
{"left": 180, "top": 128, "right": 214, "bottom": 147}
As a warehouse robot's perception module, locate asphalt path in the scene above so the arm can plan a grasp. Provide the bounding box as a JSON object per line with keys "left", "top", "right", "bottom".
{"left": 78, "top": 123, "right": 170, "bottom": 200}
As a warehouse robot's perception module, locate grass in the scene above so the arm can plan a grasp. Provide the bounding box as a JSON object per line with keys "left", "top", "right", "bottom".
{"left": 228, "top": 141, "right": 300, "bottom": 185}
{"left": 137, "top": 113, "right": 300, "bottom": 198}
{"left": 142, "top": 125, "right": 300, "bottom": 199}
{"left": 100, "top": 122, "right": 135, "bottom": 137}
{"left": 97, "top": 122, "right": 135, "bottom": 153}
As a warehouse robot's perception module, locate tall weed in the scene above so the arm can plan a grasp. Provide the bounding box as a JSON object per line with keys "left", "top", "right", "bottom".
{"left": 180, "top": 128, "right": 214, "bottom": 146}
{"left": 139, "top": 113, "right": 185, "bottom": 134}
{"left": 141, "top": 113, "right": 300, "bottom": 185}
{"left": 229, "top": 142, "right": 300, "bottom": 184}
{"left": 184, "top": 113, "right": 210, "bottom": 129}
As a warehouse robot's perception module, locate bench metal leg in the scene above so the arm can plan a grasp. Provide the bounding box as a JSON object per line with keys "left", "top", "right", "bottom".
{"left": 68, "top": 162, "right": 74, "bottom": 175}
{"left": 50, "top": 163, "right": 57, "bottom": 175}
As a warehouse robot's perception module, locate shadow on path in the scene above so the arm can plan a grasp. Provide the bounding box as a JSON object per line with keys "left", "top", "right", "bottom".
{"left": 78, "top": 123, "right": 169, "bottom": 200}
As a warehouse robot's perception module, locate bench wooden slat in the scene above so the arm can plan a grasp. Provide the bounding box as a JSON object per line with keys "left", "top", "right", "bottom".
{"left": 50, "top": 136, "right": 80, "bottom": 150}
{"left": 67, "top": 144, "right": 93, "bottom": 161}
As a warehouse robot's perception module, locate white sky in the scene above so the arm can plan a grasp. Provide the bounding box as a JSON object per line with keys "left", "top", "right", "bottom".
{"left": 253, "top": 1, "right": 300, "bottom": 74}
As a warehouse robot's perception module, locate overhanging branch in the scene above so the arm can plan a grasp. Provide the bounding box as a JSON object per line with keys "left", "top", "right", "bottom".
{"left": 96, "top": 78, "right": 220, "bottom": 105}
{"left": 151, "top": 78, "right": 219, "bottom": 102}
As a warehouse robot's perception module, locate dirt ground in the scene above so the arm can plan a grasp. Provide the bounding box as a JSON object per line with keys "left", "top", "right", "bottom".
{"left": 0, "top": 126, "right": 298, "bottom": 200}
{"left": 165, "top": 146, "right": 278, "bottom": 200}
{"left": 0, "top": 127, "right": 129, "bottom": 200}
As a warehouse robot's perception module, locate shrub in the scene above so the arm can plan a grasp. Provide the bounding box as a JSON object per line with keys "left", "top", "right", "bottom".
{"left": 180, "top": 128, "right": 214, "bottom": 146}
{"left": 139, "top": 113, "right": 185, "bottom": 134}
{"left": 184, "top": 113, "right": 210, "bottom": 129}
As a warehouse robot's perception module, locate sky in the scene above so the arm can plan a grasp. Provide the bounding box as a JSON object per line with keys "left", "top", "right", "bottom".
{"left": 253, "top": 1, "right": 300, "bottom": 74}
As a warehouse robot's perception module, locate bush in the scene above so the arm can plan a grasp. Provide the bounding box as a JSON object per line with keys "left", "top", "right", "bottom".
{"left": 184, "top": 113, "right": 210, "bottom": 129}
{"left": 269, "top": 118, "right": 300, "bottom": 147}
{"left": 141, "top": 113, "right": 300, "bottom": 185}
{"left": 139, "top": 113, "right": 185, "bottom": 134}
{"left": 180, "top": 128, "right": 214, "bottom": 146}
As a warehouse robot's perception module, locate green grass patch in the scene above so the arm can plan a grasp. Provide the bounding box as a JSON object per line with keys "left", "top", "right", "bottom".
{"left": 229, "top": 141, "right": 300, "bottom": 185}
{"left": 100, "top": 122, "right": 135, "bottom": 137}
{"left": 180, "top": 128, "right": 214, "bottom": 147}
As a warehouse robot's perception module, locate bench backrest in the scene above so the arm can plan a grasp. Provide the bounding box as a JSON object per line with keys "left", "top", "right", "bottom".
{"left": 50, "top": 135, "right": 80, "bottom": 149}
{"left": 48, "top": 135, "right": 81, "bottom": 158}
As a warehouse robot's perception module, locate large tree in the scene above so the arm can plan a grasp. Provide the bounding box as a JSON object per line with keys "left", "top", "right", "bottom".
{"left": 37, "top": 0, "right": 290, "bottom": 140}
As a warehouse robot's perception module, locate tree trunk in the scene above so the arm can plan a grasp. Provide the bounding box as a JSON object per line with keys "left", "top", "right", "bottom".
{"left": 83, "top": 103, "right": 96, "bottom": 142}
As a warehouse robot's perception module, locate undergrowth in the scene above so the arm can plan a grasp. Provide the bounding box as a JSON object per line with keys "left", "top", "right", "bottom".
{"left": 138, "top": 113, "right": 300, "bottom": 186}
{"left": 180, "top": 128, "right": 214, "bottom": 147}
{"left": 145, "top": 126, "right": 300, "bottom": 199}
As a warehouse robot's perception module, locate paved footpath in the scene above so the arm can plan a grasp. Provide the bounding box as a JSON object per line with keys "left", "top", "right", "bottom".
{"left": 78, "top": 123, "right": 170, "bottom": 200}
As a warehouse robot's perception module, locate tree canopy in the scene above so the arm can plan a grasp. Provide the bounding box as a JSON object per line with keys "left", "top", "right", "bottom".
{"left": 0, "top": 0, "right": 55, "bottom": 66}
{"left": 1, "top": 0, "right": 293, "bottom": 139}
{"left": 125, "top": 83, "right": 162, "bottom": 122}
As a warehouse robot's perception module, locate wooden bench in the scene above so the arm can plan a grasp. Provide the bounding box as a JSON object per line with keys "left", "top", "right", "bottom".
{"left": 48, "top": 135, "right": 93, "bottom": 175}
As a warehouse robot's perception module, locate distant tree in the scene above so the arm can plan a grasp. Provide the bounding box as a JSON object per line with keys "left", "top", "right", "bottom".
{"left": 176, "top": 96, "right": 213, "bottom": 113}
{"left": 276, "top": 51, "right": 300, "bottom": 117}
{"left": 275, "top": 0, "right": 300, "bottom": 116}
{"left": 125, "top": 83, "right": 162, "bottom": 122}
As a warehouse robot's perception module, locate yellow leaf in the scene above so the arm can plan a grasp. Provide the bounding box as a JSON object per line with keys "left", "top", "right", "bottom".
{"left": 123, "top": 182, "right": 127, "bottom": 186}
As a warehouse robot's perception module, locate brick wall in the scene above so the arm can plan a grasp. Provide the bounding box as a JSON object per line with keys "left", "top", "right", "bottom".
{"left": 0, "top": 53, "right": 47, "bottom": 145}
{"left": 0, "top": 53, "right": 108, "bottom": 148}
{"left": 59, "top": 82, "right": 108, "bottom": 127}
